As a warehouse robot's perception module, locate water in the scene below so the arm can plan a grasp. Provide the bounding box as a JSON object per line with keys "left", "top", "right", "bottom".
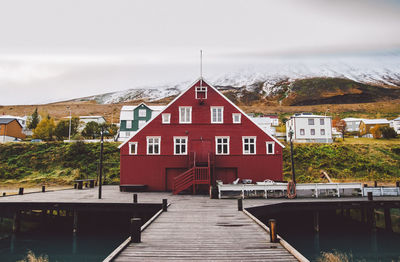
{"left": 0, "top": 231, "right": 127, "bottom": 262}
{"left": 256, "top": 210, "right": 400, "bottom": 262}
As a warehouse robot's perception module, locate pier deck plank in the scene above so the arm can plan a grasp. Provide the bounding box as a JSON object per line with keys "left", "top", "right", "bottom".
{"left": 114, "top": 196, "right": 298, "bottom": 262}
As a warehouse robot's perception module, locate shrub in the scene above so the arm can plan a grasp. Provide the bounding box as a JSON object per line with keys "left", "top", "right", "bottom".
{"left": 380, "top": 126, "right": 397, "bottom": 139}
{"left": 370, "top": 125, "right": 382, "bottom": 139}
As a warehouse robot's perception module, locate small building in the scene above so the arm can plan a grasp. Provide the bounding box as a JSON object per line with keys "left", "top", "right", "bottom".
{"left": 359, "top": 119, "right": 390, "bottom": 137}
{"left": 0, "top": 118, "right": 26, "bottom": 143}
{"left": 342, "top": 118, "right": 364, "bottom": 132}
{"left": 64, "top": 115, "right": 106, "bottom": 131}
{"left": 285, "top": 113, "right": 332, "bottom": 143}
{"left": 118, "top": 103, "right": 165, "bottom": 141}
{"left": 390, "top": 117, "right": 400, "bottom": 135}
{"left": 262, "top": 115, "right": 279, "bottom": 126}
{"left": 250, "top": 117, "right": 276, "bottom": 136}
{"left": 119, "top": 78, "right": 284, "bottom": 193}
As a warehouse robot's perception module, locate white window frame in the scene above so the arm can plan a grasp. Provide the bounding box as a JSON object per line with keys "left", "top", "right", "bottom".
{"left": 232, "top": 113, "right": 241, "bottom": 124}
{"left": 211, "top": 106, "right": 224, "bottom": 124}
{"left": 300, "top": 129, "right": 305, "bottom": 135}
{"left": 320, "top": 129, "right": 325, "bottom": 135}
{"left": 242, "top": 136, "right": 256, "bottom": 155}
{"left": 126, "top": 120, "right": 132, "bottom": 129}
{"left": 195, "top": 86, "right": 207, "bottom": 99}
{"left": 162, "top": 113, "right": 171, "bottom": 124}
{"left": 129, "top": 142, "right": 138, "bottom": 155}
{"left": 266, "top": 142, "right": 275, "bottom": 155}
{"left": 138, "top": 120, "right": 146, "bottom": 129}
{"left": 173, "top": 136, "right": 188, "bottom": 155}
{"left": 311, "top": 129, "right": 315, "bottom": 136}
{"left": 138, "top": 109, "right": 146, "bottom": 117}
{"left": 147, "top": 136, "right": 161, "bottom": 155}
{"left": 320, "top": 118, "right": 325, "bottom": 125}
{"left": 179, "top": 106, "right": 192, "bottom": 124}
{"left": 215, "top": 136, "right": 230, "bottom": 155}
{"left": 308, "top": 119, "right": 315, "bottom": 125}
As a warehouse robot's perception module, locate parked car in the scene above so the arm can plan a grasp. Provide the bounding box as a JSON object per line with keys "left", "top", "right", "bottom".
{"left": 30, "top": 139, "right": 43, "bottom": 143}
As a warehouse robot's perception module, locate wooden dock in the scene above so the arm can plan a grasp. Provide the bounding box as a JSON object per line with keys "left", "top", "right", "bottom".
{"left": 113, "top": 195, "right": 299, "bottom": 262}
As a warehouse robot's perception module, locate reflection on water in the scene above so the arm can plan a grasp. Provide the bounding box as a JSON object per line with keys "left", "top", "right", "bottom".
{"left": 0, "top": 231, "right": 127, "bottom": 262}
{"left": 256, "top": 209, "right": 400, "bottom": 262}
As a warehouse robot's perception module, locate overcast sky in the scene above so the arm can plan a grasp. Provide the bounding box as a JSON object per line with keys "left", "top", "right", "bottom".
{"left": 0, "top": 0, "right": 399, "bottom": 105}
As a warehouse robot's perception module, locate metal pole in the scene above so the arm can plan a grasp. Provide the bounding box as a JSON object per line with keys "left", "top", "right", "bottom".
{"left": 68, "top": 107, "right": 72, "bottom": 141}
{"left": 325, "top": 109, "right": 329, "bottom": 143}
{"left": 98, "top": 128, "right": 104, "bottom": 199}
{"left": 289, "top": 128, "right": 296, "bottom": 184}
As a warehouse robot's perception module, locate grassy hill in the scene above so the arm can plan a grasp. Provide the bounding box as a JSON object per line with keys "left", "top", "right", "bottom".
{"left": 0, "top": 142, "right": 399, "bottom": 186}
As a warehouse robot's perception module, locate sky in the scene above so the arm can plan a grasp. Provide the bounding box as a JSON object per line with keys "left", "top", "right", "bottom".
{"left": 0, "top": 0, "right": 399, "bottom": 105}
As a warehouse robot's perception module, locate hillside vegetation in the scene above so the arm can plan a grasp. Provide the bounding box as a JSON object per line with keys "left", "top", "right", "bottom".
{"left": 0, "top": 142, "right": 399, "bottom": 186}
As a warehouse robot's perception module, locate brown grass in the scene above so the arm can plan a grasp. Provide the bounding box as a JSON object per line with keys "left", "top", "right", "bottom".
{"left": 317, "top": 251, "right": 353, "bottom": 262}
{"left": 17, "top": 250, "right": 48, "bottom": 262}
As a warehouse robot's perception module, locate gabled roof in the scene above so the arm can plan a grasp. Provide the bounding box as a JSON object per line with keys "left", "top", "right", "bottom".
{"left": 0, "top": 118, "right": 22, "bottom": 128}
{"left": 361, "top": 119, "right": 390, "bottom": 125}
{"left": 118, "top": 77, "right": 285, "bottom": 149}
{"left": 393, "top": 117, "right": 400, "bottom": 121}
{"left": 342, "top": 118, "right": 364, "bottom": 121}
{"left": 121, "top": 103, "right": 165, "bottom": 112}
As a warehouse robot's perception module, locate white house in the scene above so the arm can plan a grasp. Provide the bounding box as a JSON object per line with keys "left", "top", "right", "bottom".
{"left": 390, "top": 117, "right": 400, "bottom": 135}
{"left": 250, "top": 116, "right": 276, "bottom": 136}
{"left": 286, "top": 113, "right": 333, "bottom": 143}
{"left": 342, "top": 118, "right": 364, "bottom": 132}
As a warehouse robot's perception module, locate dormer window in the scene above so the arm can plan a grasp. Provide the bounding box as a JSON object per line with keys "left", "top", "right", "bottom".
{"left": 195, "top": 86, "right": 207, "bottom": 99}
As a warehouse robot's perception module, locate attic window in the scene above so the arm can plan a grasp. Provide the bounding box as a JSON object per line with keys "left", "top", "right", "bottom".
{"left": 195, "top": 86, "right": 207, "bottom": 99}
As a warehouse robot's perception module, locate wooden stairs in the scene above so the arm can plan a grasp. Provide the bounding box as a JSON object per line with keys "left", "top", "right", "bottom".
{"left": 173, "top": 152, "right": 212, "bottom": 195}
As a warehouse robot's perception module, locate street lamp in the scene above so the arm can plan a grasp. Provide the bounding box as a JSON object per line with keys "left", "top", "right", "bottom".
{"left": 67, "top": 106, "right": 72, "bottom": 141}
{"left": 324, "top": 108, "right": 330, "bottom": 143}
{"left": 98, "top": 126, "right": 104, "bottom": 199}
{"left": 288, "top": 126, "right": 296, "bottom": 184}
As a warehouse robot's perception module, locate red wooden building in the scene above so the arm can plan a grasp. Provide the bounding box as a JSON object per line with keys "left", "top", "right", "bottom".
{"left": 119, "top": 78, "right": 284, "bottom": 194}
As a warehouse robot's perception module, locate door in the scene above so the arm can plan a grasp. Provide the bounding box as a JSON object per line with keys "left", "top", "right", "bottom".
{"left": 191, "top": 139, "right": 212, "bottom": 163}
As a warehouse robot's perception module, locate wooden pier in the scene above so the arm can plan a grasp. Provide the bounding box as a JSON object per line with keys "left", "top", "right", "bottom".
{"left": 113, "top": 195, "right": 299, "bottom": 262}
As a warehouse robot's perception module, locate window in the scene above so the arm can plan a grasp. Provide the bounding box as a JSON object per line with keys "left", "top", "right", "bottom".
{"left": 138, "top": 109, "right": 146, "bottom": 117}
{"left": 126, "top": 121, "right": 132, "bottom": 129}
{"left": 174, "top": 137, "right": 187, "bottom": 155}
{"left": 300, "top": 129, "right": 305, "bottom": 135}
{"left": 320, "top": 118, "right": 325, "bottom": 125}
{"left": 242, "top": 137, "right": 256, "bottom": 154}
{"left": 147, "top": 137, "right": 161, "bottom": 155}
{"left": 211, "top": 106, "right": 224, "bottom": 123}
{"left": 126, "top": 131, "right": 130, "bottom": 137}
{"left": 215, "top": 137, "right": 229, "bottom": 155}
{"left": 138, "top": 120, "right": 146, "bottom": 129}
{"left": 129, "top": 142, "right": 137, "bottom": 155}
{"left": 195, "top": 86, "right": 207, "bottom": 99}
{"left": 311, "top": 129, "right": 315, "bottom": 135}
{"left": 162, "top": 113, "right": 171, "bottom": 124}
{"left": 308, "top": 119, "right": 314, "bottom": 125}
{"left": 321, "top": 129, "right": 325, "bottom": 135}
{"left": 179, "top": 107, "right": 192, "bottom": 124}
{"left": 232, "top": 113, "right": 241, "bottom": 124}
{"left": 266, "top": 142, "right": 274, "bottom": 155}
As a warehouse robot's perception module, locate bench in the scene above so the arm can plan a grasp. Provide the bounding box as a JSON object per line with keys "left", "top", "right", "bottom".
{"left": 74, "top": 179, "right": 96, "bottom": 189}
{"left": 119, "top": 184, "right": 148, "bottom": 192}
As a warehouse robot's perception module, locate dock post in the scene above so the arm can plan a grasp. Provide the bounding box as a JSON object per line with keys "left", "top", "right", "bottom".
{"left": 238, "top": 199, "right": 243, "bottom": 211}
{"left": 313, "top": 211, "right": 320, "bottom": 232}
{"left": 374, "top": 181, "right": 377, "bottom": 187}
{"left": 73, "top": 210, "right": 78, "bottom": 234}
{"left": 268, "top": 219, "right": 278, "bottom": 243}
{"left": 12, "top": 211, "right": 20, "bottom": 233}
{"left": 384, "top": 208, "right": 392, "bottom": 232}
{"left": 18, "top": 187, "right": 24, "bottom": 195}
{"left": 368, "top": 192, "right": 373, "bottom": 201}
{"left": 130, "top": 218, "right": 142, "bottom": 243}
{"left": 162, "top": 199, "right": 168, "bottom": 212}
{"left": 133, "top": 194, "right": 138, "bottom": 203}
{"left": 2, "top": 192, "right": 5, "bottom": 197}
{"left": 42, "top": 185, "right": 46, "bottom": 192}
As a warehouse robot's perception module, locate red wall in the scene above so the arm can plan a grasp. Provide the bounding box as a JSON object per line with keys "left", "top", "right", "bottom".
{"left": 120, "top": 80, "right": 283, "bottom": 191}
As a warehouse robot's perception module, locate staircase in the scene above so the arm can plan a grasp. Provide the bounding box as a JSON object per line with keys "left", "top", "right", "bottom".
{"left": 173, "top": 153, "right": 211, "bottom": 195}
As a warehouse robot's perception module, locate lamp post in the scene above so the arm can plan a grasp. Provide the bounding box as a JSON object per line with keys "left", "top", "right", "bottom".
{"left": 289, "top": 127, "right": 296, "bottom": 184}
{"left": 324, "top": 108, "right": 330, "bottom": 143}
{"left": 67, "top": 106, "right": 72, "bottom": 141}
{"left": 98, "top": 126, "right": 104, "bottom": 199}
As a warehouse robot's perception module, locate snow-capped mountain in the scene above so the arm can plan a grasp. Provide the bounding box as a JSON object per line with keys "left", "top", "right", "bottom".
{"left": 72, "top": 54, "right": 400, "bottom": 104}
